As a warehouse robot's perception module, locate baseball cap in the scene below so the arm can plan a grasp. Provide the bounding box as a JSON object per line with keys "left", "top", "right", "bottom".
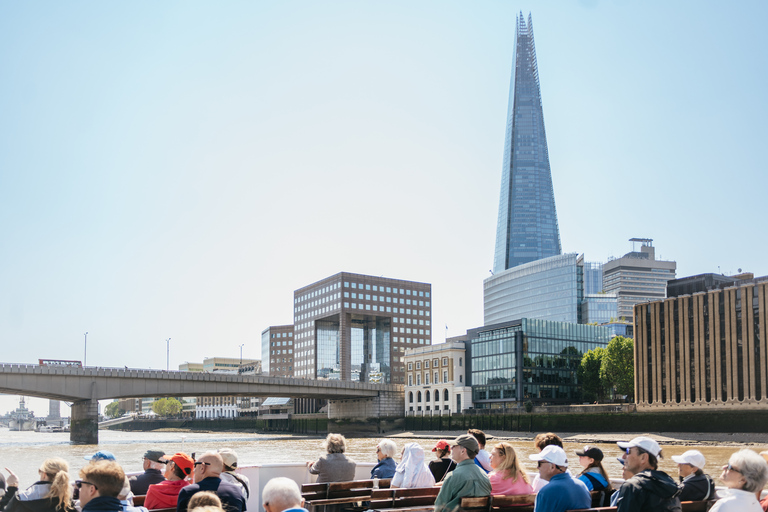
{"left": 218, "top": 448, "right": 238, "bottom": 468}
{"left": 449, "top": 434, "right": 479, "bottom": 453}
{"left": 575, "top": 445, "right": 604, "bottom": 462}
{"left": 84, "top": 450, "right": 116, "bottom": 461}
{"left": 167, "top": 452, "right": 194, "bottom": 476}
{"left": 529, "top": 445, "right": 569, "bottom": 467}
{"left": 432, "top": 440, "right": 450, "bottom": 452}
{"left": 671, "top": 450, "right": 705, "bottom": 469}
{"left": 143, "top": 449, "right": 166, "bottom": 463}
{"left": 617, "top": 436, "right": 661, "bottom": 458}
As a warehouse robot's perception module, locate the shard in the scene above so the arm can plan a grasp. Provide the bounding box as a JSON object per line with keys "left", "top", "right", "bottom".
{"left": 493, "top": 13, "right": 561, "bottom": 273}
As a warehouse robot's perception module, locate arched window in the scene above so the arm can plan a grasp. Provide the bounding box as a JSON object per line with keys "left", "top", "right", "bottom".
{"left": 426, "top": 390, "right": 431, "bottom": 402}
{"left": 444, "top": 389, "right": 449, "bottom": 401}
{"left": 409, "top": 392, "right": 414, "bottom": 403}
{"left": 417, "top": 391, "right": 422, "bottom": 402}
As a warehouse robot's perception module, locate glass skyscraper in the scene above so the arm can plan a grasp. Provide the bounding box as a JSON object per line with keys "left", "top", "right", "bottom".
{"left": 493, "top": 13, "right": 561, "bottom": 273}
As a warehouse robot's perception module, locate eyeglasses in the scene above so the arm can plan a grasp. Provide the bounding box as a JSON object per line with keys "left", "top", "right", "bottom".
{"left": 376, "top": 447, "right": 381, "bottom": 453}
{"left": 75, "top": 481, "right": 97, "bottom": 490}
{"left": 724, "top": 464, "right": 742, "bottom": 474}
{"left": 194, "top": 461, "right": 211, "bottom": 467}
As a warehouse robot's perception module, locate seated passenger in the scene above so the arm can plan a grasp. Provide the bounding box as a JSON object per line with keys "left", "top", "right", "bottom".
{"left": 391, "top": 443, "right": 435, "bottom": 488}
{"left": 575, "top": 446, "right": 613, "bottom": 492}
{"left": 710, "top": 449, "right": 768, "bottom": 512}
{"left": 306, "top": 434, "right": 356, "bottom": 483}
{"left": 262, "top": 478, "right": 308, "bottom": 512}
{"left": 371, "top": 440, "right": 398, "bottom": 479}
{"left": 671, "top": 450, "right": 715, "bottom": 501}
{"left": 529, "top": 446, "right": 590, "bottom": 512}
{"left": 429, "top": 440, "right": 456, "bottom": 484}
{"left": 467, "top": 430, "right": 492, "bottom": 473}
{"left": 488, "top": 442, "right": 533, "bottom": 496}
{"left": 529, "top": 433, "right": 564, "bottom": 493}
{"left": 130, "top": 450, "right": 167, "bottom": 496}
{"left": 187, "top": 491, "right": 222, "bottom": 511}
{"left": 218, "top": 449, "right": 250, "bottom": 500}
{"left": 78, "top": 460, "right": 129, "bottom": 512}
{"left": 176, "top": 452, "right": 246, "bottom": 512}
{"left": 434, "top": 435, "right": 491, "bottom": 512}
{"left": 145, "top": 453, "right": 195, "bottom": 510}
{"left": 0, "top": 459, "right": 74, "bottom": 512}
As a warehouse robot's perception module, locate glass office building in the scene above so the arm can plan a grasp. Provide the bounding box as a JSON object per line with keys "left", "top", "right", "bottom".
{"left": 468, "top": 318, "right": 612, "bottom": 407}
{"left": 493, "top": 13, "right": 561, "bottom": 273}
{"left": 484, "top": 253, "right": 584, "bottom": 325}
{"left": 580, "top": 294, "right": 618, "bottom": 325}
{"left": 584, "top": 262, "right": 604, "bottom": 295}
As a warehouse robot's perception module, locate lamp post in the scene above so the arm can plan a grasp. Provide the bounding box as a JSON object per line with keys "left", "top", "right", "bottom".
{"left": 84, "top": 332, "right": 88, "bottom": 367}
{"left": 239, "top": 344, "right": 244, "bottom": 365}
{"left": 166, "top": 338, "right": 171, "bottom": 371}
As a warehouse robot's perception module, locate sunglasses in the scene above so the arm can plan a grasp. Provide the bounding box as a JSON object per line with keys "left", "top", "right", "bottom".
{"left": 724, "top": 464, "right": 742, "bottom": 474}
{"left": 75, "top": 480, "right": 97, "bottom": 490}
{"left": 194, "top": 461, "right": 211, "bottom": 467}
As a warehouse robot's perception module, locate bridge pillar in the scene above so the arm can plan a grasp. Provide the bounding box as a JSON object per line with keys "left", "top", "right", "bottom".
{"left": 327, "top": 390, "right": 403, "bottom": 419}
{"left": 71, "top": 399, "right": 99, "bottom": 444}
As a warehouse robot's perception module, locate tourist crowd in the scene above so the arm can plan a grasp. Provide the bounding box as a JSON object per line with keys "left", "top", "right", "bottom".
{"left": 2, "top": 430, "right": 768, "bottom": 512}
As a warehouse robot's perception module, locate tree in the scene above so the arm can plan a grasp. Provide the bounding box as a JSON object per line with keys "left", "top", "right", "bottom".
{"left": 600, "top": 336, "right": 635, "bottom": 399}
{"left": 104, "top": 400, "right": 123, "bottom": 419}
{"left": 152, "top": 398, "right": 183, "bottom": 417}
{"left": 578, "top": 347, "right": 607, "bottom": 402}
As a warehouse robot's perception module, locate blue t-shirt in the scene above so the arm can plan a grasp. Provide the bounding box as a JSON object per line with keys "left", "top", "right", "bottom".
{"left": 534, "top": 473, "right": 590, "bottom": 512}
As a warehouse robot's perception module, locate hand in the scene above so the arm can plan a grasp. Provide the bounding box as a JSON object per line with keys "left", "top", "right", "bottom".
{"left": 5, "top": 467, "right": 19, "bottom": 487}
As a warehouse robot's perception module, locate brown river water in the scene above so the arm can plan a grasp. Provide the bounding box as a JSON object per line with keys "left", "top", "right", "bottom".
{"left": 0, "top": 428, "right": 763, "bottom": 490}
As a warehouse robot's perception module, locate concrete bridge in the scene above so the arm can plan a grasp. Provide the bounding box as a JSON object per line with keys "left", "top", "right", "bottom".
{"left": 0, "top": 363, "right": 403, "bottom": 444}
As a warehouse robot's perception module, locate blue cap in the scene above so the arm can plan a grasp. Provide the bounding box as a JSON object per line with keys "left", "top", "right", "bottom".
{"left": 84, "top": 450, "right": 116, "bottom": 461}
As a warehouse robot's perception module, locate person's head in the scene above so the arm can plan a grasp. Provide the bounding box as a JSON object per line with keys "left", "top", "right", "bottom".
{"left": 671, "top": 450, "right": 705, "bottom": 480}
{"left": 78, "top": 460, "right": 126, "bottom": 505}
{"left": 490, "top": 443, "right": 529, "bottom": 484}
{"left": 218, "top": 449, "right": 239, "bottom": 472}
{"left": 188, "top": 491, "right": 222, "bottom": 511}
{"left": 432, "top": 440, "right": 451, "bottom": 459}
{"left": 533, "top": 433, "right": 563, "bottom": 452}
{"left": 618, "top": 437, "right": 662, "bottom": 474}
{"left": 166, "top": 453, "right": 194, "bottom": 481}
{"left": 262, "top": 477, "right": 303, "bottom": 512}
{"left": 39, "top": 458, "right": 72, "bottom": 511}
{"left": 324, "top": 434, "right": 347, "bottom": 454}
{"left": 720, "top": 449, "right": 768, "bottom": 492}
{"left": 530, "top": 445, "right": 568, "bottom": 481}
{"left": 377, "top": 439, "right": 397, "bottom": 461}
{"left": 190, "top": 507, "right": 223, "bottom": 512}
{"left": 194, "top": 452, "right": 224, "bottom": 483}
{"left": 143, "top": 449, "right": 167, "bottom": 471}
{"left": 83, "top": 451, "right": 116, "bottom": 463}
{"left": 449, "top": 434, "right": 479, "bottom": 463}
{"left": 467, "top": 429, "right": 486, "bottom": 449}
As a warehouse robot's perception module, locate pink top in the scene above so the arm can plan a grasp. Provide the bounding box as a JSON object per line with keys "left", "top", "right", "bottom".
{"left": 489, "top": 471, "right": 534, "bottom": 496}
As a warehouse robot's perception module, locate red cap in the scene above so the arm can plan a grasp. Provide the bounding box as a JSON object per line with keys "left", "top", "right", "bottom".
{"left": 432, "top": 439, "right": 450, "bottom": 452}
{"left": 169, "top": 452, "right": 194, "bottom": 476}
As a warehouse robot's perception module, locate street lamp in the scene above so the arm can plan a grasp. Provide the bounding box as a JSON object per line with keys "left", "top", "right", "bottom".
{"left": 84, "top": 332, "right": 88, "bottom": 367}
{"left": 166, "top": 338, "right": 171, "bottom": 371}
{"left": 239, "top": 344, "right": 244, "bottom": 365}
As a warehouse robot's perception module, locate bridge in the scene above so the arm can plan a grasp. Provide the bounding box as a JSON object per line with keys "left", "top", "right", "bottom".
{"left": 0, "top": 363, "right": 403, "bottom": 444}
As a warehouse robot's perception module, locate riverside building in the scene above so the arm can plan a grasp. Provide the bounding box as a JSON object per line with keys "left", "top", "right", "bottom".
{"left": 634, "top": 274, "right": 768, "bottom": 410}
{"left": 261, "top": 325, "right": 295, "bottom": 377}
{"left": 404, "top": 340, "right": 472, "bottom": 414}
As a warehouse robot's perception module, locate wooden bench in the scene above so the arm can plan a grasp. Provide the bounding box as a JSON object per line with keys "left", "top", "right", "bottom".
{"left": 369, "top": 486, "right": 440, "bottom": 510}
{"left": 565, "top": 499, "right": 715, "bottom": 512}
{"left": 302, "top": 479, "right": 392, "bottom": 510}
{"left": 460, "top": 494, "right": 536, "bottom": 512}
{"left": 133, "top": 496, "right": 146, "bottom": 507}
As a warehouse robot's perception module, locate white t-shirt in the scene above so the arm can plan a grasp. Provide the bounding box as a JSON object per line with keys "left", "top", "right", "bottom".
{"left": 475, "top": 449, "right": 492, "bottom": 472}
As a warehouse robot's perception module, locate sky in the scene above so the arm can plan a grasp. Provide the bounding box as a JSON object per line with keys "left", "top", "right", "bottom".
{"left": 2, "top": 1, "right": 767, "bottom": 416}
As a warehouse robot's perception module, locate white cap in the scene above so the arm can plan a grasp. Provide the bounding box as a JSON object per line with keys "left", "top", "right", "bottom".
{"left": 617, "top": 436, "right": 661, "bottom": 458}
{"left": 529, "top": 445, "right": 569, "bottom": 467}
{"left": 671, "top": 450, "right": 705, "bottom": 469}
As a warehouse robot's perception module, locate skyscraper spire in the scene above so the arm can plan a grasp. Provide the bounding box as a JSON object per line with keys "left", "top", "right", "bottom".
{"left": 493, "top": 12, "right": 561, "bottom": 273}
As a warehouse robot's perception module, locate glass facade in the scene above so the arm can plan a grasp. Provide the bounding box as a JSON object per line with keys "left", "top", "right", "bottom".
{"left": 580, "top": 294, "right": 618, "bottom": 325}
{"left": 317, "top": 319, "right": 341, "bottom": 380}
{"left": 469, "top": 318, "right": 611, "bottom": 407}
{"left": 493, "top": 13, "right": 561, "bottom": 273}
{"left": 584, "top": 262, "right": 603, "bottom": 295}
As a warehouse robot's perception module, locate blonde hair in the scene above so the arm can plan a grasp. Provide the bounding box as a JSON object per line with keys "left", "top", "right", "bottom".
{"left": 40, "top": 458, "right": 72, "bottom": 511}
{"left": 188, "top": 491, "right": 222, "bottom": 511}
{"left": 491, "top": 443, "right": 529, "bottom": 484}
{"left": 324, "top": 433, "right": 347, "bottom": 454}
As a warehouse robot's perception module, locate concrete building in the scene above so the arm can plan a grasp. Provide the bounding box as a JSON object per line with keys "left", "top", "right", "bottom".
{"left": 180, "top": 357, "right": 259, "bottom": 419}
{"left": 404, "top": 340, "right": 472, "bottom": 414}
{"left": 467, "top": 318, "right": 612, "bottom": 407}
{"left": 603, "top": 238, "right": 676, "bottom": 321}
{"left": 484, "top": 253, "right": 584, "bottom": 325}
{"left": 294, "top": 272, "right": 431, "bottom": 384}
{"left": 261, "top": 325, "right": 294, "bottom": 377}
{"left": 634, "top": 275, "right": 768, "bottom": 410}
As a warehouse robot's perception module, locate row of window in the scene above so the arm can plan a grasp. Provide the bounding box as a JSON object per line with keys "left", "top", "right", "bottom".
{"left": 408, "top": 357, "right": 452, "bottom": 370}
{"left": 270, "top": 332, "right": 293, "bottom": 338}
{"left": 344, "top": 282, "right": 430, "bottom": 298}
{"left": 343, "top": 292, "right": 430, "bottom": 308}
{"left": 407, "top": 371, "right": 450, "bottom": 385}
{"left": 294, "top": 283, "right": 341, "bottom": 304}
{"left": 393, "top": 327, "right": 429, "bottom": 335}
{"left": 409, "top": 389, "right": 451, "bottom": 402}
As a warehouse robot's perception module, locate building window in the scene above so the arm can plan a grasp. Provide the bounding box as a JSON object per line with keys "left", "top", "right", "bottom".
{"left": 424, "top": 360, "right": 429, "bottom": 369}
{"left": 417, "top": 391, "right": 422, "bottom": 402}
{"left": 442, "top": 357, "right": 448, "bottom": 366}
{"left": 459, "top": 357, "right": 463, "bottom": 366}
{"left": 408, "top": 362, "right": 413, "bottom": 370}
{"left": 434, "top": 371, "right": 438, "bottom": 384}
{"left": 443, "top": 371, "right": 448, "bottom": 383}
{"left": 425, "top": 373, "right": 430, "bottom": 385}
{"left": 416, "top": 374, "right": 421, "bottom": 385}
{"left": 426, "top": 390, "right": 430, "bottom": 402}
{"left": 433, "top": 358, "right": 439, "bottom": 367}
{"left": 408, "top": 375, "right": 413, "bottom": 386}
{"left": 409, "top": 392, "right": 413, "bottom": 403}
{"left": 444, "top": 389, "right": 449, "bottom": 401}
{"left": 416, "top": 362, "right": 421, "bottom": 370}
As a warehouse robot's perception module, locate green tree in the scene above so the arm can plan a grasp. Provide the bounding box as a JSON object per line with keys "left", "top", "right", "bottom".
{"left": 152, "top": 398, "right": 183, "bottom": 417}
{"left": 600, "top": 336, "right": 635, "bottom": 399}
{"left": 104, "top": 400, "right": 122, "bottom": 419}
{"left": 578, "top": 347, "right": 607, "bottom": 402}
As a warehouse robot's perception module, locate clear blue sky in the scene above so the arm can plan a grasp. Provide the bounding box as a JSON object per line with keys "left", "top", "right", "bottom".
{"left": 2, "top": 1, "right": 767, "bottom": 415}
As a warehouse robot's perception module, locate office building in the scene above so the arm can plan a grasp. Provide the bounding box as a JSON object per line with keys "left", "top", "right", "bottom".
{"left": 179, "top": 357, "right": 258, "bottom": 419}
{"left": 484, "top": 253, "right": 584, "bottom": 325}
{"left": 493, "top": 12, "right": 561, "bottom": 273}
{"left": 404, "top": 340, "right": 472, "bottom": 414}
{"left": 603, "top": 238, "right": 676, "bottom": 320}
{"left": 667, "top": 272, "right": 753, "bottom": 298}
{"left": 584, "top": 262, "right": 604, "bottom": 294}
{"left": 581, "top": 294, "right": 618, "bottom": 325}
{"left": 467, "top": 318, "right": 612, "bottom": 407}
{"left": 635, "top": 275, "right": 768, "bottom": 410}
{"left": 294, "top": 272, "right": 431, "bottom": 384}
{"left": 261, "top": 325, "right": 295, "bottom": 377}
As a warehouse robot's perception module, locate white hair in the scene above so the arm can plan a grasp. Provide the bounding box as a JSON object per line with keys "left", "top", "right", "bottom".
{"left": 378, "top": 439, "right": 397, "bottom": 459}
{"left": 730, "top": 449, "right": 768, "bottom": 493}
{"left": 263, "top": 477, "right": 302, "bottom": 511}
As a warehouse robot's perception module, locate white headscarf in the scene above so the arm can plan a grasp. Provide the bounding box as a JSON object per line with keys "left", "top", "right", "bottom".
{"left": 392, "top": 443, "right": 436, "bottom": 488}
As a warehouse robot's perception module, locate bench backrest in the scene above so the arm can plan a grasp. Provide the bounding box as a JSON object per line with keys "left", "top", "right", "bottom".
{"left": 369, "top": 486, "right": 440, "bottom": 509}
{"left": 564, "top": 500, "right": 712, "bottom": 512}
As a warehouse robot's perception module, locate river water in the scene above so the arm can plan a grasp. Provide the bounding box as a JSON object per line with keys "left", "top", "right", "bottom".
{"left": 0, "top": 428, "right": 754, "bottom": 490}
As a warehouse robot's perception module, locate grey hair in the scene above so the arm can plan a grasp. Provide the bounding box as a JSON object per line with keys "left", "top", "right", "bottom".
{"left": 730, "top": 449, "right": 768, "bottom": 493}
{"left": 324, "top": 433, "right": 347, "bottom": 454}
{"left": 378, "top": 439, "right": 397, "bottom": 459}
{"left": 262, "top": 477, "right": 302, "bottom": 510}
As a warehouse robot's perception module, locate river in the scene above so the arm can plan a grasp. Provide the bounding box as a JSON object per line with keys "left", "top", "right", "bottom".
{"left": 0, "top": 428, "right": 755, "bottom": 490}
